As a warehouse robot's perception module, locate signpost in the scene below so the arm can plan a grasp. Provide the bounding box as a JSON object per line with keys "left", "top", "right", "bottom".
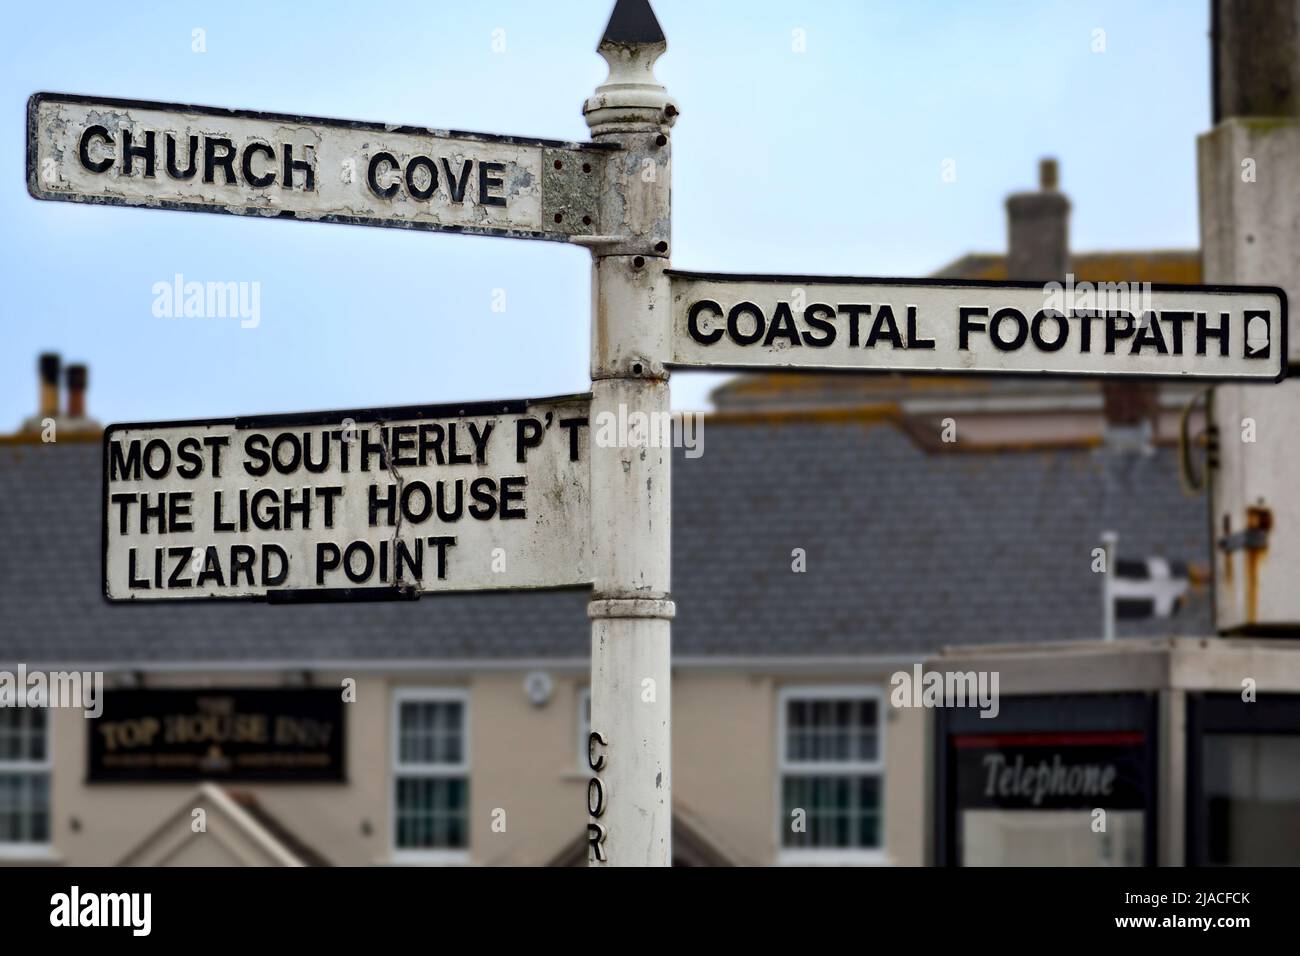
{"left": 668, "top": 271, "right": 1286, "bottom": 380}
{"left": 103, "top": 396, "right": 591, "bottom": 602}
{"left": 25, "top": 0, "right": 1290, "bottom": 866}
{"left": 28, "top": 93, "right": 610, "bottom": 243}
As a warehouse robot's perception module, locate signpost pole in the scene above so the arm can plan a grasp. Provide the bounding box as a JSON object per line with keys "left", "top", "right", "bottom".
{"left": 582, "top": 0, "right": 676, "bottom": 866}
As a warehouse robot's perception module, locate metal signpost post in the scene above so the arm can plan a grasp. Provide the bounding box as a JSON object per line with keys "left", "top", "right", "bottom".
{"left": 25, "top": 0, "right": 1290, "bottom": 867}
{"left": 580, "top": 1, "right": 676, "bottom": 867}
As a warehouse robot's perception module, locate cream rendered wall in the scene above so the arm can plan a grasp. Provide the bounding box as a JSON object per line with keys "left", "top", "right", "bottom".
{"left": 37, "top": 666, "right": 927, "bottom": 867}
{"left": 673, "top": 671, "right": 927, "bottom": 866}
{"left": 460, "top": 673, "right": 587, "bottom": 865}
{"left": 672, "top": 673, "right": 778, "bottom": 865}
{"left": 884, "top": 695, "right": 927, "bottom": 866}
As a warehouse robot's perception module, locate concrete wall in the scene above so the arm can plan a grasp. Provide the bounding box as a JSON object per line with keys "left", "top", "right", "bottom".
{"left": 29, "top": 666, "right": 926, "bottom": 867}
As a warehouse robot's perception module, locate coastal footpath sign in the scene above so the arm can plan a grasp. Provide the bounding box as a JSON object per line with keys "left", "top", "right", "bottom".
{"left": 103, "top": 396, "right": 591, "bottom": 601}
{"left": 669, "top": 272, "right": 1286, "bottom": 381}
{"left": 28, "top": 0, "right": 1290, "bottom": 866}
{"left": 27, "top": 93, "right": 609, "bottom": 243}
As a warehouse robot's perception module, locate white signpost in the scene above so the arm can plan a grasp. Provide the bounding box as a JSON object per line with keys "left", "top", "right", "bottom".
{"left": 26, "top": 0, "right": 1290, "bottom": 867}
{"left": 28, "top": 93, "right": 610, "bottom": 243}
{"left": 102, "top": 396, "right": 591, "bottom": 602}
{"left": 669, "top": 271, "right": 1286, "bottom": 380}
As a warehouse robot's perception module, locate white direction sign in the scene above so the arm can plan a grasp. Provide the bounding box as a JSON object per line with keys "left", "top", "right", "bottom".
{"left": 28, "top": 93, "right": 609, "bottom": 242}
{"left": 102, "top": 396, "right": 591, "bottom": 602}
{"left": 668, "top": 271, "right": 1287, "bottom": 381}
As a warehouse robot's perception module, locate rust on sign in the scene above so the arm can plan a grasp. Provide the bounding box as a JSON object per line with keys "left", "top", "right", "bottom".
{"left": 28, "top": 93, "right": 613, "bottom": 242}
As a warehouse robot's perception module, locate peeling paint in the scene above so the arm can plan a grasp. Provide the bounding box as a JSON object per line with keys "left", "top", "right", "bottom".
{"left": 29, "top": 93, "right": 613, "bottom": 244}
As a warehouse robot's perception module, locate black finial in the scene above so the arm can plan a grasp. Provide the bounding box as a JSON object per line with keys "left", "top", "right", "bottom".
{"left": 601, "top": 0, "right": 665, "bottom": 45}
{"left": 1039, "top": 158, "right": 1059, "bottom": 191}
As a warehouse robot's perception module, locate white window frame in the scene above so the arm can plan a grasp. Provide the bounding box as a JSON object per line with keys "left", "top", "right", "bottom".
{"left": 0, "top": 704, "right": 54, "bottom": 860}
{"left": 576, "top": 686, "right": 591, "bottom": 774}
{"left": 389, "top": 688, "right": 470, "bottom": 865}
{"left": 775, "top": 684, "right": 888, "bottom": 865}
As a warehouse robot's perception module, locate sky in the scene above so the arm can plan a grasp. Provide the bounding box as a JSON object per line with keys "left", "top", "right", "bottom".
{"left": 1, "top": 0, "right": 1210, "bottom": 427}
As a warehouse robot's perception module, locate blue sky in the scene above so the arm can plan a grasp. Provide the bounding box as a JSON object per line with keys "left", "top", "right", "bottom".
{"left": 1, "top": 0, "right": 1209, "bottom": 426}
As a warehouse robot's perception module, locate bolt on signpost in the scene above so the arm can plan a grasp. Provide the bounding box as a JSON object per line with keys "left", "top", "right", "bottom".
{"left": 26, "top": 0, "right": 1288, "bottom": 868}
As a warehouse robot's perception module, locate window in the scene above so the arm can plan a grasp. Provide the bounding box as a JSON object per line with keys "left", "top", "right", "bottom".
{"left": 392, "top": 690, "right": 469, "bottom": 859}
{"left": 0, "top": 707, "right": 51, "bottom": 851}
{"left": 778, "top": 687, "right": 883, "bottom": 860}
{"left": 1200, "top": 733, "right": 1300, "bottom": 864}
{"left": 1189, "top": 693, "right": 1300, "bottom": 866}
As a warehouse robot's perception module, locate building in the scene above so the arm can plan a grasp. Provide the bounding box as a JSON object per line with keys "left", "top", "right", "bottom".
{"left": 0, "top": 166, "right": 1222, "bottom": 867}
{"left": 931, "top": 636, "right": 1300, "bottom": 866}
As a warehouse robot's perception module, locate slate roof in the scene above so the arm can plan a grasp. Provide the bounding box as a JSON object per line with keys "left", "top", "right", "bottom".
{"left": 0, "top": 417, "right": 1211, "bottom": 666}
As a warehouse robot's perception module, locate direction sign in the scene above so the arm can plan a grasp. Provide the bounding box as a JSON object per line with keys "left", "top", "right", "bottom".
{"left": 28, "top": 93, "right": 611, "bottom": 242}
{"left": 668, "top": 271, "right": 1287, "bottom": 381}
{"left": 102, "top": 395, "right": 591, "bottom": 602}
{"left": 34, "top": 0, "right": 1297, "bottom": 869}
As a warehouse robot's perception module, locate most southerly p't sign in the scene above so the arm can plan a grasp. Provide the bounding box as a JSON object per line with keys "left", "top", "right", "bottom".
{"left": 102, "top": 396, "right": 592, "bottom": 602}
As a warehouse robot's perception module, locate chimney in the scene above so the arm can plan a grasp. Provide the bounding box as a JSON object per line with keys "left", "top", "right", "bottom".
{"left": 38, "top": 353, "right": 60, "bottom": 419}
{"left": 1102, "top": 380, "right": 1158, "bottom": 428}
{"left": 1005, "top": 158, "right": 1070, "bottom": 281}
{"left": 1101, "top": 375, "right": 1158, "bottom": 451}
{"left": 20, "top": 353, "right": 99, "bottom": 435}
{"left": 66, "top": 364, "right": 88, "bottom": 418}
